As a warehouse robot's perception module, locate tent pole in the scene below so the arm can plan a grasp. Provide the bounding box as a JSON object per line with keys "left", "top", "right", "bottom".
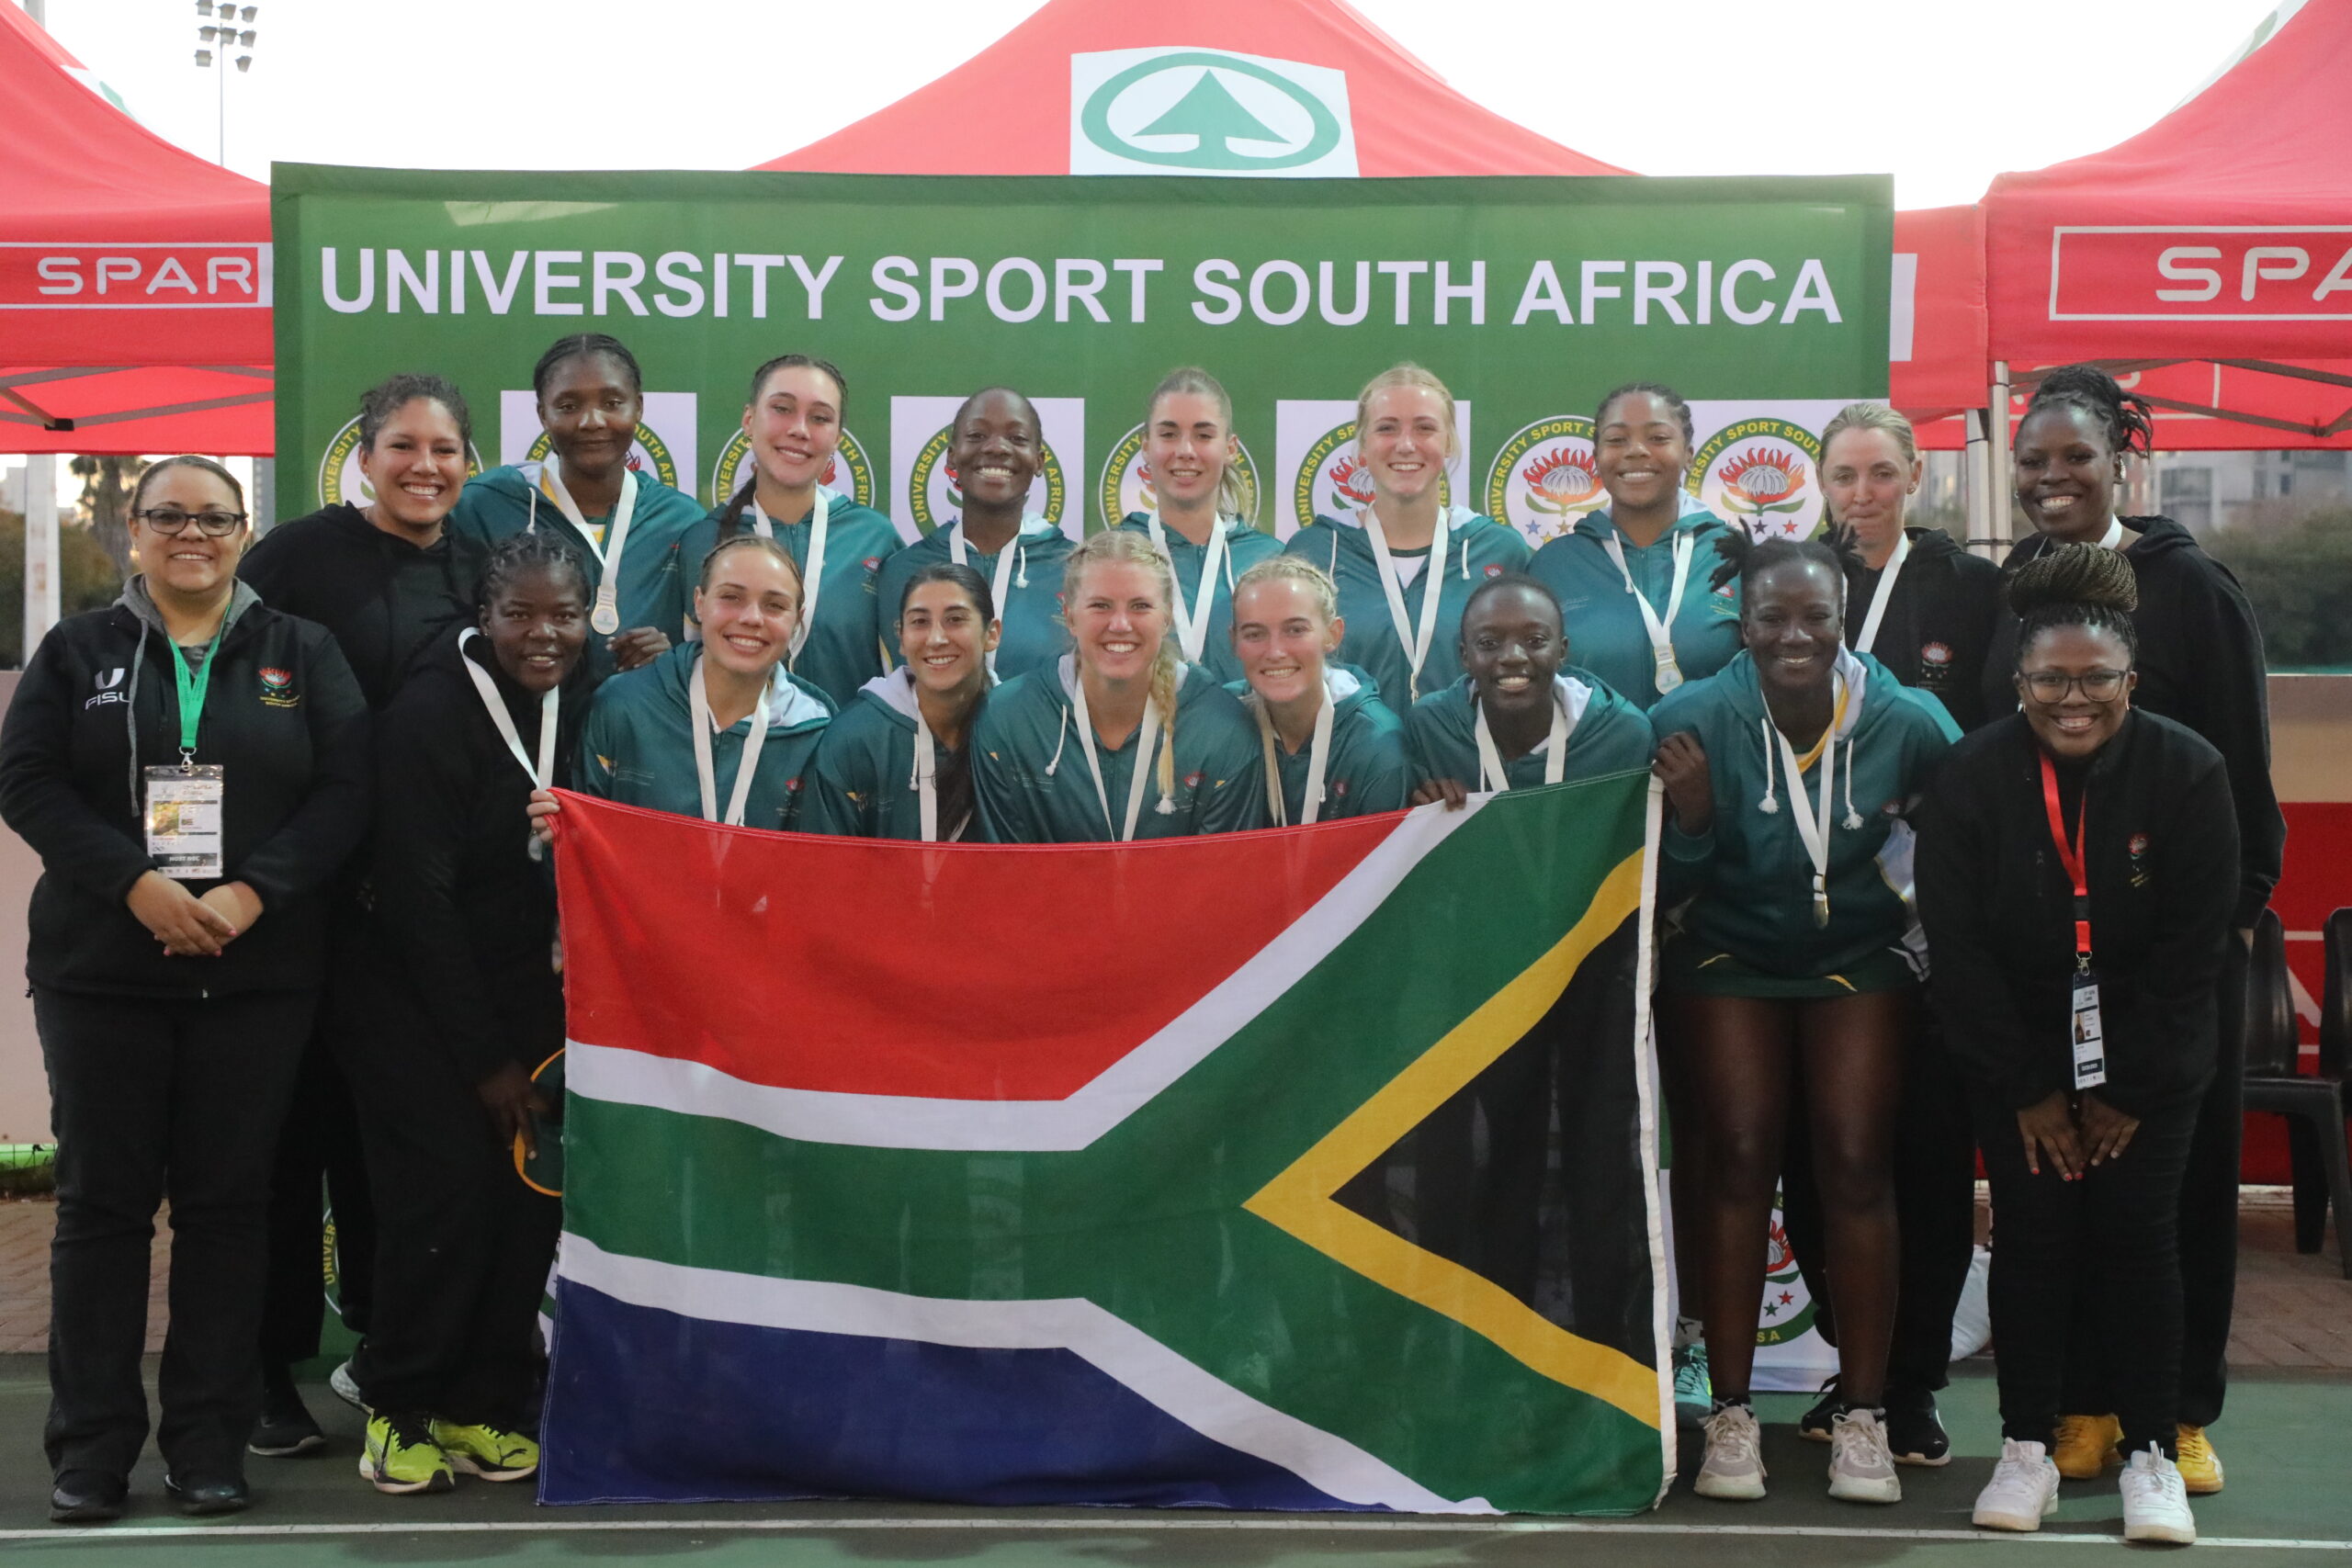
{"left": 23, "top": 454, "right": 61, "bottom": 660}
{"left": 1964, "top": 408, "right": 1992, "bottom": 559}
{"left": 1986, "top": 360, "right": 2014, "bottom": 552}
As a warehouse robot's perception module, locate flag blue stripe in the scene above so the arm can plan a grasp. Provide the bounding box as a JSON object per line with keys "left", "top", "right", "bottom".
{"left": 540, "top": 1280, "right": 1379, "bottom": 1511}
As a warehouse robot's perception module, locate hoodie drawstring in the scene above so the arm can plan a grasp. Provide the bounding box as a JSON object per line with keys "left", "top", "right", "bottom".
{"left": 1841, "top": 735, "right": 1863, "bottom": 830}
{"left": 1755, "top": 716, "right": 1780, "bottom": 815}
{"left": 1015, "top": 543, "right": 1029, "bottom": 589}
{"left": 122, "top": 616, "right": 152, "bottom": 818}
{"left": 1044, "top": 704, "right": 1069, "bottom": 777}
{"left": 1459, "top": 530, "right": 1470, "bottom": 581}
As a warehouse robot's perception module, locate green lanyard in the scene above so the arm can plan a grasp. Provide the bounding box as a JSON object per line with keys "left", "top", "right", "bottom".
{"left": 167, "top": 630, "right": 224, "bottom": 763}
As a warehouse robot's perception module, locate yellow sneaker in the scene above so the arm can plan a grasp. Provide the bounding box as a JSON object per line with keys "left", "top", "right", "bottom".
{"left": 2052, "top": 1413, "right": 2122, "bottom": 1480}
{"left": 428, "top": 1420, "right": 539, "bottom": 1482}
{"left": 2174, "top": 1425, "right": 2224, "bottom": 1495}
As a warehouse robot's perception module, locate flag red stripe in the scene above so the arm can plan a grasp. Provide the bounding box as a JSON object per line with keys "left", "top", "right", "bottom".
{"left": 551, "top": 793, "right": 1401, "bottom": 1101}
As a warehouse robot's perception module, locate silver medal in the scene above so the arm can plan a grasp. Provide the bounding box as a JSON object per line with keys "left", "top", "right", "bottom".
{"left": 1653, "top": 646, "right": 1684, "bottom": 694}
{"left": 591, "top": 593, "right": 621, "bottom": 637}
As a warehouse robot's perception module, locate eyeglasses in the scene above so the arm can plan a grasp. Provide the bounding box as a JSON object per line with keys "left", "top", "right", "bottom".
{"left": 2020, "top": 670, "right": 2129, "bottom": 703}
{"left": 135, "top": 507, "right": 247, "bottom": 537}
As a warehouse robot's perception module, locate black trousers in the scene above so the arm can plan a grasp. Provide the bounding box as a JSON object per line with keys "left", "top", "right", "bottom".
{"left": 1975, "top": 1088, "right": 2198, "bottom": 1459}
{"left": 337, "top": 972, "right": 558, "bottom": 1427}
{"left": 1782, "top": 1015, "right": 1979, "bottom": 1397}
{"left": 258, "top": 1028, "right": 375, "bottom": 1365}
{"left": 37, "top": 984, "right": 314, "bottom": 1480}
{"left": 2061, "top": 940, "right": 2242, "bottom": 1427}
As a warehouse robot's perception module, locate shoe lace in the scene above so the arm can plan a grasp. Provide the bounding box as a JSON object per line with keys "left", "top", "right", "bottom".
{"left": 2055, "top": 1414, "right": 2105, "bottom": 1449}
{"left": 1991, "top": 1440, "right": 2048, "bottom": 1488}
{"left": 1831, "top": 1412, "right": 1890, "bottom": 1472}
{"left": 378, "top": 1410, "right": 436, "bottom": 1451}
{"left": 2122, "top": 1454, "right": 2186, "bottom": 1506}
{"left": 1674, "top": 1348, "right": 1711, "bottom": 1395}
{"left": 1704, "top": 1405, "right": 1760, "bottom": 1465}
{"left": 2176, "top": 1427, "right": 2212, "bottom": 1466}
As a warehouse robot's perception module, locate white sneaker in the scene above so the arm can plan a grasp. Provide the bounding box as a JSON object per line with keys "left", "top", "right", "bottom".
{"left": 1694, "top": 1403, "right": 1768, "bottom": 1500}
{"left": 329, "top": 1359, "right": 369, "bottom": 1414}
{"left": 1973, "top": 1438, "right": 2062, "bottom": 1531}
{"left": 1827, "top": 1408, "right": 1902, "bottom": 1504}
{"left": 2120, "top": 1445, "right": 2198, "bottom": 1545}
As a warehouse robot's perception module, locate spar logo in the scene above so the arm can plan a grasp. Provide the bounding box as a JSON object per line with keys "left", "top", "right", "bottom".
{"left": 1484, "top": 417, "right": 1603, "bottom": 547}
{"left": 1756, "top": 1195, "right": 1821, "bottom": 1347}
{"left": 1689, "top": 418, "right": 1823, "bottom": 542}
{"left": 1070, "top": 48, "right": 1358, "bottom": 177}
{"left": 1097, "top": 423, "right": 1261, "bottom": 533}
{"left": 1290, "top": 421, "right": 1451, "bottom": 536}
{"left": 907, "top": 425, "right": 1068, "bottom": 536}
{"left": 526, "top": 423, "right": 680, "bottom": 491}
{"left": 708, "top": 427, "right": 876, "bottom": 510}
{"left": 314, "top": 416, "right": 483, "bottom": 509}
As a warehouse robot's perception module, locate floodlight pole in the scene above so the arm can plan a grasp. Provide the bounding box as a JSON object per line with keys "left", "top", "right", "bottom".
{"left": 18, "top": 0, "right": 58, "bottom": 658}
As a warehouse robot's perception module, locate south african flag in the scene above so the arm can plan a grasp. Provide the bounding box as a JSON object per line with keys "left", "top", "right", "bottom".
{"left": 540, "top": 772, "right": 1669, "bottom": 1514}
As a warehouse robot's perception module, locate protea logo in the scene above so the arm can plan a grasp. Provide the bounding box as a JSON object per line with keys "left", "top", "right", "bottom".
{"left": 1069, "top": 48, "right": 1359, "bottom": 177}
{"left": 1484, "top": 417, "right": 1604, "bottom": 546}
{"left": 526, "top": 423, "right": 678, "bottom": 491}
{"left": 1689, "top": 418, "right": 1823, "bottom": 542}
{"left": 315, "top": 414, "right": 483, "bottom": 508}
{"left": 708, "top": 427, "right": 876, "bottom": 510}
{"left": 1097, "top": 423, "right": 1261, "bottom": 534}
{"left": 1291, "top": 421, "right": 1450, "bottom": 536}
{"left": 907, "top": 425, "right": 1067, "bottom": 536}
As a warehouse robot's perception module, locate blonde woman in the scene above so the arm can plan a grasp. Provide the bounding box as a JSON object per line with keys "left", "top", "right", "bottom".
{"left": 1283, "top": 363, "right": 1531, "bottom": 707}
{"left": 972, "top": 530, "right": 1262, "bottom": 841}
{"left": 1227, "top": 556, "right": 1410, "bottom": 823}
{"left": 1115, "top": 367, "right": 1282, "bottom": 684}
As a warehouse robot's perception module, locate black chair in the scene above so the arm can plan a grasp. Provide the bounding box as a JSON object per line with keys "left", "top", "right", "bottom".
{"left": 2242, "top": 907, "right": 2352, "bottom": 1277}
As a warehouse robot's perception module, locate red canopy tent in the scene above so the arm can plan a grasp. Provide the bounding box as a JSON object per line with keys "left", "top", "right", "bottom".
{"left": 0, "top": 3, "right": 273, "bottom": 456}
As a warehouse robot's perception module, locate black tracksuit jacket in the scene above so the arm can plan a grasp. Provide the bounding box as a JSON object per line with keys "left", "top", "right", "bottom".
{"left": 1847, "top": 525, "right": 2006, "bottom": 732}
{"left": 240, "top": 504, "right": 483, "bottom": 713}
{"left": 1917, "top": 710, "right": 2239, "bottom": 1118}
{"left": 365, "top": 633, "right": 594, "bottom": 1085}
{"left": 1984, "top": 516, "right": 2285, "bottom": 927}
{"left": 0, "top": 582, "right": 370, "bottom": 998}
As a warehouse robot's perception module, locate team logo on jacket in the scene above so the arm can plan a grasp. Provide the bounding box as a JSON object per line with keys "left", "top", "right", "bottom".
{"left": 1289, "top": 419, "right": 1452, "bottom": 536}
{"left": 1921, "top": 641, "right": 1951, "bottom": 665}
{"left": 1097, "top": 423, "right": 1261, "bottom": 535}
{"left": 526, "top": 423, "right": 679, "bottom": 491}
{"left": 258, "top": 667, "right": 300, "bottom": 708}
{"left": 84, "top": 667, "right": 127, "bottom": 709}
{"left": 1918, "top": 640, "right": 1953, "bottom": 689}
{"left": 1484, "top": 417, "right": 1604, "bottom": 547}
{"left": 1688, "top": 418, "right": 1823, "bottom": 542}
{"left": 315, "top": 415, "right": 483, "bottom": 508}
{"left": 2129, "top": 831, "right": 2151, "bottom": 886}
{"left": 708, "top": 426, "right": 876, "bottom": 511}
{"left": 907, "top": 425, "right": 1069, "bottom": 536}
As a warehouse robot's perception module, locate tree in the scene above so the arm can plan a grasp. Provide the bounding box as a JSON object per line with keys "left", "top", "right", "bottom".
{"left": 69, "top": 455, "right": 141, "bottom": 578}
{"left": 0, "top": 508, "right": 126, "bottom": 668}
{"left": 2204, "top": 507, "right": 2352, "bottom": 671}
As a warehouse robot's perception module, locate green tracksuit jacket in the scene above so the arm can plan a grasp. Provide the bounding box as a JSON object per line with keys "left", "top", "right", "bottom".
{"left": 873, "top": 518, "right": 1076, "bottom": 684}
{"left": 973, "top": 656, "right": 1264, "bottom": 842}
{"left": 798, "top": 668, "right": 989, "bottom": 840}
{"left": 1114, "top": 512, "right": 1284, "bottom": 684}
{"left": 1525, "top": 505, "right": 1744, "bottom": 711}
{"left": 1220, "top": 663, "right": 1411, "bottom": 822}
{"left": 1406, "top": 669, "right": 1657, "bottom": 792}
{"left": 447, "top": 463, "right": 705, "bottom": 645}
{"left": 1649, "top": 649, "right": 1960, "bottom": 979}
{"left": 1281, "top": 508, "right": 1532, "bottom": 709}
{"left": 574, "top": 642, "right": 835, "bottom": 830}
{"left": 671, "top": 495, "right": 904, "bottom": 708}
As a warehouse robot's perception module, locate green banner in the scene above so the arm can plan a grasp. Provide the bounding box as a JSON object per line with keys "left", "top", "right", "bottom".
{"left": 273, "top": 166, "right": 1892, "bottom": 546}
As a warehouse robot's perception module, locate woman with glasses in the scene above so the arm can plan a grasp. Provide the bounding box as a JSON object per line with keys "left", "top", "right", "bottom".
{"left": 1918, "top": 544, "right": 2235, "bottom": 1545}
{"left": 0, "top": 458, "right": 370, "bottom": 1522}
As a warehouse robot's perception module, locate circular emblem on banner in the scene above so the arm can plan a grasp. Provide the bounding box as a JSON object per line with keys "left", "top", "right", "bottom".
{"left": 909, "top": 425, "right": 1068, "bottom": 536}
{"left": 1688, "top": 418, "right": 1823, "bottom": 542}
{"left": 1756, "top": 1198, "right": 1821, "bottom": 1347}
{"left": 1290, "top": 422, "right": 1450, "bottom": 536}
{"left": 316, "top": 415, "right": 483, "bottom": 508}
{"left": 524, "top": 423, "right": 679, "bottom": 491}
{"left": 1079, "top": 52, "right": 1341, "bottom": 173}
{"left": 1484, "top": 416, "right": 1604, "bottom": 547}
{"left": 708, "top": 427, "right": 876, "bottom": 510}
{"left": 1098, "top": 423, "right": 1261, "bottom": 534}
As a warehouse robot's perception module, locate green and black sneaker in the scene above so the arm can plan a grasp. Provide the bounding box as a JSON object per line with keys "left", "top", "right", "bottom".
{"left": 360, "top": 1410, "right": 454, "bottom": 1495}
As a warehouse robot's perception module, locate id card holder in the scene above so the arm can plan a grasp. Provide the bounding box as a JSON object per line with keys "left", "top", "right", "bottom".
{"left": 2070, "top": 964, "right": 2108, "bottom": 1090}
{"left": 143, "top": 764, "right": 225, "bottom": 881}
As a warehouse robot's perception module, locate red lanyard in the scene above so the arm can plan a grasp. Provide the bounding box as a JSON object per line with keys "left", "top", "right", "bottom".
{"left": 2038, "top": 750, "right": 2091, "bottom": 963}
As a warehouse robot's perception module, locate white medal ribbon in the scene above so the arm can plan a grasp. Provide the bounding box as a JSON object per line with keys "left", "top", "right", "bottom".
{"left": 1254, "top": 684, "right": 1336, "bottom": 827}
{"left": 458, "top": 629, "right": 559, "bottom": 788}
{"left": 912, "top": 716, "right": 941, "bottom": 843}
{"left": 538, "top": 455, "right": 639, "bottom": 637}
{"left": 687, "top": 655, "right": 771, "bottom": 827}
{"left": 1148, "top": 511, "right": 1228, "bottom": 666}
{"left": 1852, "top": 530, "right": 1911, "bottom": 656}
{"left": 1473, "top": 686, "right": 1572, "bottom": 792}
{"left": 1600, "top": 525, "right": 1694, "bottom": 694}
{"left": 1358, "top": 506, "right": 1449, "bottom": 703}
{"left": 949, "top": 520, "right": 1025, "bottom": 679}
{"left": 1770, "top": 673, "right": 1847, "bottom": 930}
{"left": 1068, "top": 676, "right": 1167, "bottom": 842}
{"left": 751, "top": 489, "right": 829, "bottom": 670}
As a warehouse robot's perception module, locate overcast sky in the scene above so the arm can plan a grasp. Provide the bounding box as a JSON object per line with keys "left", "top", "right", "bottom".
{"left": 27, "top": 0, "right": 2280, "bottom": 209}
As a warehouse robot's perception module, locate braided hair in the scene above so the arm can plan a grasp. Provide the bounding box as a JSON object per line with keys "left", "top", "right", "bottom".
{"left": 2008, "top": 541, "right": 2139, "bottom": 665}
{"left": 1593, "top": 381, "right": 1696, "bottom": 447}
{"left": 477, "top": 527, "right": 590, "bottom": 614}
{"left": 1707, "top": 525, "right": 1864, "bottom": 609}
{"left": 2020, "top": 364, "right": 2156, "bottom": 459}
{"left": 531, "top": 333, "right": 643, "bottom": 402}
{"left": 717, "top": 354, "right": 851, "bottom": 540}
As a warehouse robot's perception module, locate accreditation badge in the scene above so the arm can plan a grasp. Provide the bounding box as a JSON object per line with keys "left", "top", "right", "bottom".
{"left": 143, "top": 765, "right": 226, "bottom": 881}
{"left": 2070, "top": 966, "right": 2108, "bottom": 1091}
